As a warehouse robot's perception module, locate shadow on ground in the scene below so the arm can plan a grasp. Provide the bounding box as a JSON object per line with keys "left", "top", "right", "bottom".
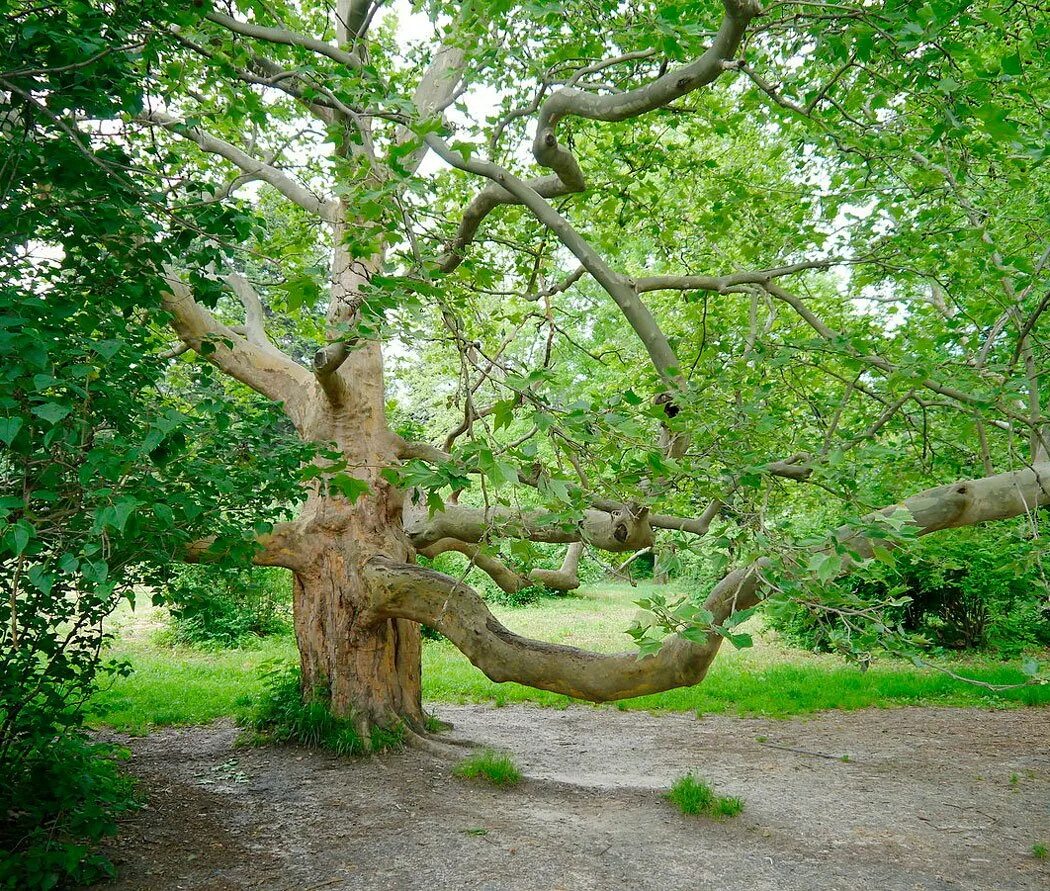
{"left": 91, "top": 705, "right": 1049, "bottom": 891}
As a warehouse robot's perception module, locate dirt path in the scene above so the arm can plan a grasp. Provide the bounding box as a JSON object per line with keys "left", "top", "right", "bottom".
{"left": 93, "top": 705, "right": 1049, "bottom": 891}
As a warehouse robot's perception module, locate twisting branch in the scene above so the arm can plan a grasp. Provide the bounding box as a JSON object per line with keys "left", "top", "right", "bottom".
{"left": 426, "top": 134, "right": 682, "bottom": 382}
{"left": 437, "top": 0, "right": 761, "bottom": 273}
{"left": 161, "top": 270, "right": 313, "bottom": 426}
{"left": 142, "top": 111, "right": 339, "bottom": 222}
{"left": 370, "top": 462, "right": 1050, "bottom": 702}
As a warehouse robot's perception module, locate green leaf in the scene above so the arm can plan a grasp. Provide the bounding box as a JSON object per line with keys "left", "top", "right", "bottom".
{"left": 0, "top": 417, "right": 22, "bottom": 445}
{"left": 329, "top": 473, "right": 370, "bottom": 503}
{"left": 32, "top": 402, "right": 71, "bottom": 425}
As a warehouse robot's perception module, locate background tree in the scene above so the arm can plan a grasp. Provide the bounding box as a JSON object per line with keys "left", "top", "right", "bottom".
{"left": 9, "top": 0, "right": 1047, "bottom": 745}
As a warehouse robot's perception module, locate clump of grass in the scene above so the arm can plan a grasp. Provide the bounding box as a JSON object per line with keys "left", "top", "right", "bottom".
{"left": 1033, "top": 843, "right": 1047, "bottom": 860}
{"left": 666, "top": 773, "right": 744, "bottom": 818}
{"left": 453, "top": 749, "right": 522, "bottom": 786}
{"left": 240, "top": 663, "right": 403, "bottom": 756}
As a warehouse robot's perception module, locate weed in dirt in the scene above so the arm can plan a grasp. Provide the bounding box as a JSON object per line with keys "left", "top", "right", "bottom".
{"left": 453, "top": 750, "right": 522, "bottom": 786}
{"left": 840, "top": 754, "right": 851, "bottom": 763}
{"left": 666, "top": 773, "right": 744, "bottom": 819}
{"left": 1009, "top": 772, "right": 1020, "bottom": 790}
{"left": 463, "top": 828, "right": 489, "bottom": 836}
{"left": 1032, "top": 843, "right": 1047, "bottom": 860}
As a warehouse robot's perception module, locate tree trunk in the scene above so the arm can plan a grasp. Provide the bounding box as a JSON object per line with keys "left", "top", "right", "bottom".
{"left": 292, "top": 538, "right": 424, "bottom": 732}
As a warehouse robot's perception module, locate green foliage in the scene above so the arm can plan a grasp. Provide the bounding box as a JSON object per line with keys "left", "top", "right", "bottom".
{"left": 665, "top": 773, "right": 743, "bottom": 818}
{"left": 453, "top": 749, "right": 522, "bottom": 786}
{"left": 162, "top": 565, "right": 292, "bottom": 648}
{"left": 0, "top": 735, "right": 137, "bottom": 889}
{"left": 1033, "top": 843, "right": 1048, "bottom": 860}
{"left": 241, "top": 663, "right": 403, "bottom": 755}
{"left": 766, "top": 526, "right": 1050, "bottom": 657}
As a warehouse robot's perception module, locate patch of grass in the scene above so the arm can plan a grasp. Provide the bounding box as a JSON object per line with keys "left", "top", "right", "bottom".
{"left": 453, "top": 749, "right": 522, "bottom": 786}
{"left": 240, "top": 664, "right": 404, "bottom": 756}
{"left": 666, "top": 773, "right": 743, "bottom": 818}
{"left": 88, "top": 632, "right": 296, "bottom": 733}
{"left": 88, "top": 590, "right": 1050, "bottom": 733}
{"left": 1033, "top": 843, "right": 1048, "bottom": 860}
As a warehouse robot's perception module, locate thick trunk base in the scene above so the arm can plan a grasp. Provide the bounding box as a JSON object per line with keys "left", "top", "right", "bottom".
{"left": 292, "top": 566, "right": 424, "bottom": 740}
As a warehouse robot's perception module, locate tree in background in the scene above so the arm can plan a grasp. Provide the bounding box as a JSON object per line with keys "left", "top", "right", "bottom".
{"left": 5, "top": 0, "right": 1048, "bottom": 750}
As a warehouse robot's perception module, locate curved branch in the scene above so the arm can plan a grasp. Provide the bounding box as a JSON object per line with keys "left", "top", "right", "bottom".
{"left": 374, "top": 462, "right": 1050, "bottom": 703}
{"left": 142, "top": 111, "right": 339, "bottom": 221}
{"left": 437, "top": 0, "right": 760, "bottom": 274}
{"left": 204, "top": 10, "right": 363, "bottom": 69}
{"left": 366, "top": 556, "right": 755, "bottom": 701}
{"left": 162, "top": 271, "right": 313, "bottom": 425}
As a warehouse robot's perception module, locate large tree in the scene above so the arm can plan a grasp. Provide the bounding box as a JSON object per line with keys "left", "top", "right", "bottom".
{"left": 31, "top": 0, "right": 1047, "bottom": 737}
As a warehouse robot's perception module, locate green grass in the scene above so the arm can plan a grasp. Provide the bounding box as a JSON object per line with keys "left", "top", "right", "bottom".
{"left": 86, "top": 585, "right": 1049, "bottom": 733}
{"left": 1033, "top": 843, "right": 1048, "bottom": 860}
{"left": 666, "top": 773, "right": 743, "bottom": 818}
{"left": 453, "top": 749, "right": 522, "bottom": 786}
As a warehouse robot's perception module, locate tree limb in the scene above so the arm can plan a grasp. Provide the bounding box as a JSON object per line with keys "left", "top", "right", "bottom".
{"left": 142, "top": 111, "right": 339, "bottom": 221}
{"left": 161, "top": 270, "right": 313, "bottom": 425}
{"left": 372, "top": 461, "right": 1050, "bottom": 702}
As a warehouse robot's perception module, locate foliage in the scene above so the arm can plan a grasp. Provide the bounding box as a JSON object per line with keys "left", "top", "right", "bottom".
{"left": 665, "top": 773, "right": 743, "bottom": 818}
{"left": 453, "top": 750, "right": 522, "bottom": 786}
{"left": 0, "top": 735, "right": 137, "bottom": 889}
{"left": 241, "top": 663, "right": 403, "bottom": 755}
{"left": 0, "top": 1, "right": 310, "bottom": 882}
{"left": 765, "top": 525, "right": 1050, "bottom": 657}
{"left": 1033, "top": 843, "right": 1048, "bottom": 860}
{"left": 162, "top": 565, "right": 292, "bottom": 648}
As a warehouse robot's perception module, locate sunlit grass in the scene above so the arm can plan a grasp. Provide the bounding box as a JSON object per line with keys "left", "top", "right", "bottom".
{"left": 87, "top": 584, "right": 1049, "bottom": 733}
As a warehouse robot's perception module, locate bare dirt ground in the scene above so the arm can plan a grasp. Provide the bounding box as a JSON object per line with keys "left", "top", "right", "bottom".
{"left": 92, "top": 705, "right": 1049, "bottom": 891}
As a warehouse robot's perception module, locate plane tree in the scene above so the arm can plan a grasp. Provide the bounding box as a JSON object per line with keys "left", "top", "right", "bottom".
{"left": 51, "top": 0, "right": 1047, "bottom": 738}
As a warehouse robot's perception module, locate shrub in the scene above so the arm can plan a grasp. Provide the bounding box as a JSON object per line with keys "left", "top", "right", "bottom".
{"left": 0, "top": 734, "right": 137, "bottom": 889}
{"left": 665, "top": 773, "right": 743, "bottom": 818}
{"left": 765, "top": 524, "right": 1049, "bottom": 656}
{"left": 453, "top": 750, "right": 522, "bottom": 786}
{"left": 240, "top": 663, "right": 403, "bottom": 754}
{"left": 162, "top": 565, "right": 292, "bottom": 648}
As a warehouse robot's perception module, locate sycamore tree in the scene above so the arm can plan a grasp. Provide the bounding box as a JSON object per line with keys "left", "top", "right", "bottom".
{"left": 30, "top": 0, "right": 1047, "bottom": 738}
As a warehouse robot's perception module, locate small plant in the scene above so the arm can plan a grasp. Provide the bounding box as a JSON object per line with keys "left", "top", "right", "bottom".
{"left": 1009, "top": 773, "right": 1020, "bottom": 790}
{"left": 840, "top": 754, "right": 851, "bottom": 763}
{"left": 453, "top": 749, "right": 522, "bottom": 786}
{"left": 240, "top": 663, "right": 403, "bottom": 755}
{"left": 666, "top": 773, "right": 744, "bottom": 818}
{"left": 1033, "top": 843, "right": 1047, "bottom": 860}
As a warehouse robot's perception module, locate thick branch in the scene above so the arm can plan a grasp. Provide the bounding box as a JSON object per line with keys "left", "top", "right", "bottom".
{"left": 373, "top": 462, "right": 1050, "bottom": 703}
{"left": 162, "top": 272, "right": 312, "bottom": 423}
{"left": 404, "top": 499, "right": 653, "bottom": 553}
{"left": 204, "top": 10, "right": 362, "bottom": 69}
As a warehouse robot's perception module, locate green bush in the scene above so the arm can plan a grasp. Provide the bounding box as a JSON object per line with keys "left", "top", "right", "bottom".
{"left": 162, "top": 565, "right": 292, "bottom": 648}
{"left": 0, "top": 734, "right": 137, "bottom": 889}
{"left": 766, "top": 525, "right": 1049, "bottom": 656}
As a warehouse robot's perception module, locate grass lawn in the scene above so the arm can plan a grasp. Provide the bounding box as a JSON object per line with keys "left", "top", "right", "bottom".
{"left": 87, "top": 583, "right": 1048, "bottom": 734}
